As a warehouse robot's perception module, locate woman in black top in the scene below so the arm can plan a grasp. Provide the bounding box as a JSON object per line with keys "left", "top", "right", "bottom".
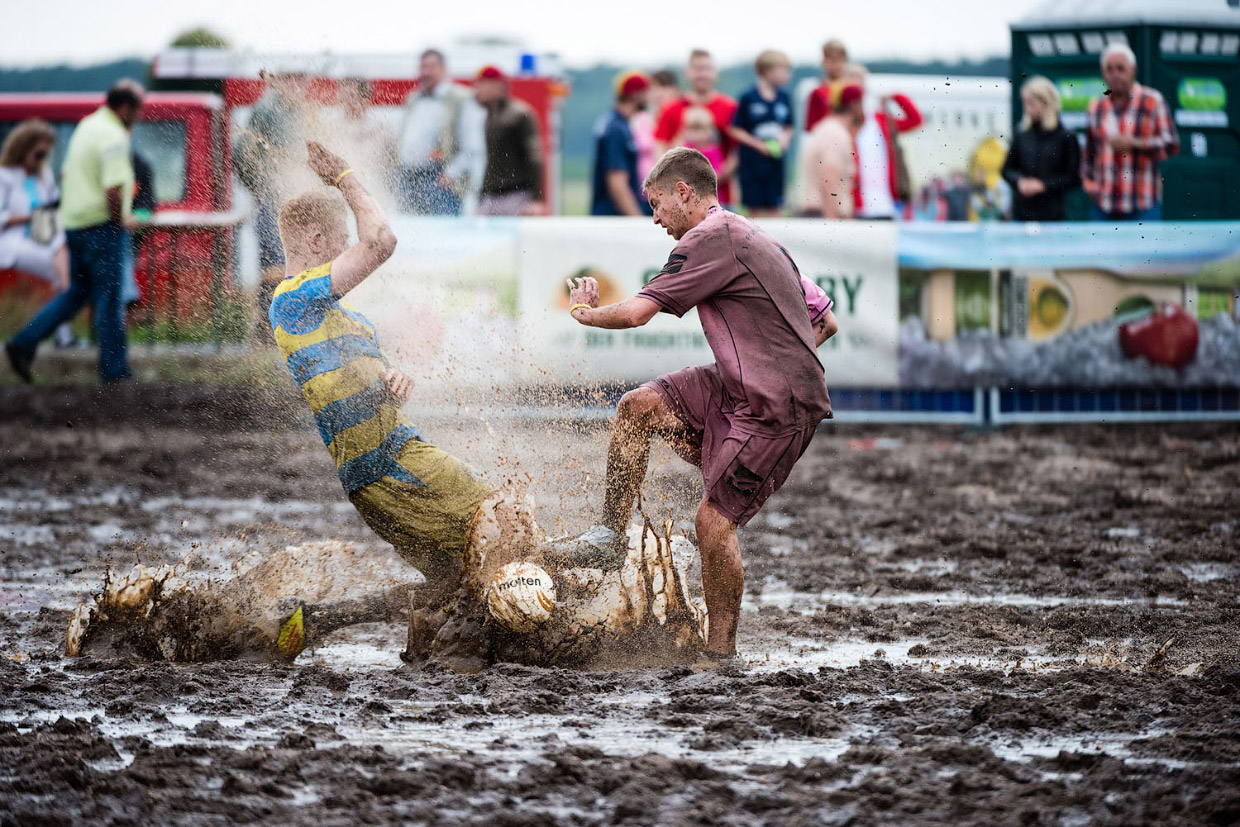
{"left": 1002, "top": 76, "right": 1081, "bottom": 221}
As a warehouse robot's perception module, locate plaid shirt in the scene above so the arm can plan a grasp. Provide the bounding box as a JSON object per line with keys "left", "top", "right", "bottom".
{"left": 1082, "top": 83, "right": 1177, "bottom": 214}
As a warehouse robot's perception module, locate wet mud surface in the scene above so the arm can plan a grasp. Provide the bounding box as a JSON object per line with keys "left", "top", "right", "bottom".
{"left": 2, "top": 383, "right": 1239, "bottom": 825}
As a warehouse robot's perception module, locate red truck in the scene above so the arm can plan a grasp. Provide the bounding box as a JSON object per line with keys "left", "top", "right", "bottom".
{"left": 1, "top": 51, "right": 568, "bottom": 340}
{"left": 0, "top": 92, "right": 236, "bottom": 335}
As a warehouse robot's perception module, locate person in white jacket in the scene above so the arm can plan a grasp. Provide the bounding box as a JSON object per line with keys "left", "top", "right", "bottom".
{"left": 0, "top": 120, "right": 74, "bottom": 347}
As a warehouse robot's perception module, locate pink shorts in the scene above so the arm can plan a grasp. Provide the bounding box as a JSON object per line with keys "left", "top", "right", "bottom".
{"left": 646, "top": 365, "right": 819, "bottom": 527}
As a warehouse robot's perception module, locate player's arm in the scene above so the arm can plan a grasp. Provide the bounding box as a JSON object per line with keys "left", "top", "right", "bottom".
{"left": 799, "top": 273, "right": 837, "bottom": 346}
{"left": 306, "top": 141, "right": 397, "bottom": 297}
{"left": 566, "top": 276, "right": 660, "bottom": 329}
{"left": 813, "top": 309, "right": 839, "bottom": 346}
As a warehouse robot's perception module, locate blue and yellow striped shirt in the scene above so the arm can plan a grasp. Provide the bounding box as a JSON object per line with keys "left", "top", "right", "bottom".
{"left": 270, "top": 263, "right": 422, "bottom": 493}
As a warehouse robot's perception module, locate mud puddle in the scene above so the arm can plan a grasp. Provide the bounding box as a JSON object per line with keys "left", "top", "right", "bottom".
{"left": 2, "top": 388, "right": 1239, "bottom": 825}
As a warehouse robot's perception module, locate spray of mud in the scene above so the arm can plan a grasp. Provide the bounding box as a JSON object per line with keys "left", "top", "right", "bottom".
{"left": 110, "top": 68, "right": 709, "bottom": 670}
{"left": 65, "top": 541, "right": 419, "bottom": 662}
{"left": 66, "top": 490, "right": 708, "bottom": 668}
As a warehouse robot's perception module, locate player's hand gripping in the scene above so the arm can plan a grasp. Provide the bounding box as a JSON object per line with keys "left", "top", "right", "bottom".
{"left": 381, "top": 367, "right": 414, "bottom": 403}
{"left": 566, "top": 276, "right": 600, "bottom": 310}
{"left": 307, "top": 141, "right": 350, "bottom": 187}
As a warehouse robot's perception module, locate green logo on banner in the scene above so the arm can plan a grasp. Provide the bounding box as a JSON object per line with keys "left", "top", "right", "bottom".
{"left": 1056, "top": 78, "right": 1107, "bottom": 112}
{"left": 1178, "top": 78, "right": 1226, "bottom": 111}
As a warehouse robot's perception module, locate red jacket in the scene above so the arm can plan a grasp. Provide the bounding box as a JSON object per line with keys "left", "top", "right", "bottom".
{"left": 851, "top": 95, "right": 923, "bottom": 212}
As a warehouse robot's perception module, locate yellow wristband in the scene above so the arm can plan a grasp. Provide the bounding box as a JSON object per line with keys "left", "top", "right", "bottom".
{"left": 334, "top": 168, "right": 355, "bottom": 186}
{"left": 569, "top": 303, "right": 593, "bottom": 314}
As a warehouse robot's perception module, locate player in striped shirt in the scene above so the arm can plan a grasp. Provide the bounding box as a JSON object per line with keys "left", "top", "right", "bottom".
{"left": 270, "top": 142, "right": 495, "bottom": 649}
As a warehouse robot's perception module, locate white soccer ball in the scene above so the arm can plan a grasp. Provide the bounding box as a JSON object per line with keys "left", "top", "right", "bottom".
{"left": 486, "top": 561, "right": 557, "bottom": 633}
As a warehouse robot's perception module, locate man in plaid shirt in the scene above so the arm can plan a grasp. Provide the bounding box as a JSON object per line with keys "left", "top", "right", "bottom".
{"left": 1083, "top": 43, "right": 1178, "bottom": 221}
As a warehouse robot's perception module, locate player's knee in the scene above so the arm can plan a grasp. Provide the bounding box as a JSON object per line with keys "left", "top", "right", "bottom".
{"left": 695, "top": 501, "right": 735, "bottom": 548}
{"left": 616, "top": 387, "right": 662, "bottom": 427}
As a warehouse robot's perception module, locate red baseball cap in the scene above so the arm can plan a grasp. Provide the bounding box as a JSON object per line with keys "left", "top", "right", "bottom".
{"left": 615, "top": 70, "right": 651, "bottom": 98}
{"left": 476, "top": 65, "right": 506, "bottom": 81}
{"left": 837, "top": 83, "right": 863, "bottom": 108}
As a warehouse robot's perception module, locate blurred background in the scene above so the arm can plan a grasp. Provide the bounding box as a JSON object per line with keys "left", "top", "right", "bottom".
{"left": 1, "top": 0, "right": 1238, "bottom": 423}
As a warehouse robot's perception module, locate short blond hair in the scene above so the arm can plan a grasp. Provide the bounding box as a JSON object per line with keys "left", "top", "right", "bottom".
{"left": 822, "top": 39, "right": 848, "bottom": 59}
{"left": 644, "top": 146, "right": 717, "bottom": 199}
{"left": 755, "top": 49, "right": 791, "bottom": 77}
{"left": 278, "top": 191, "right": 347, "bottom": 255}
{"left": 682, "top": 106, "right": 715, "bottom": 133}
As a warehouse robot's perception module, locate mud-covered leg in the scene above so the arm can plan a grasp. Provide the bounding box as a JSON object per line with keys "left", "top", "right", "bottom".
{"left": 696, "top": 498, "right": 742, "bottom": 656}
{"left": 602, "top": 387, "right": 692, "bottom": 534}
{"left": 401, "top": 577, "right": 461, "bottom": 662}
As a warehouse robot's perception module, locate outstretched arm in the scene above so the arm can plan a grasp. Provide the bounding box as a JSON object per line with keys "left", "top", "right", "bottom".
{"left": 566, "top": 276, "right": 661, "bottom": 329}
{"left": 306, "top": 141, "right": 397, "bottom": 297}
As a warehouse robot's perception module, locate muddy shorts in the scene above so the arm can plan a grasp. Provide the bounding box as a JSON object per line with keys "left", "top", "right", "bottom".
{"left": 349, "top": 439, "right": 493, "bottom": 583}
{"left": 647, "top": 365, "right": 819, "bottom": 527}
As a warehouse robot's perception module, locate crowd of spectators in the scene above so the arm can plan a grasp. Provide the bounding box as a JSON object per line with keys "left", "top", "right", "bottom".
{"left": 225, "top": 39, "right": 1180, "bottom": 228}
{"left": 593, "top": 39, "right": 1177, "bottom": 225}
{"left": 1, "top": 41, "right": 1184, "bottom": 383}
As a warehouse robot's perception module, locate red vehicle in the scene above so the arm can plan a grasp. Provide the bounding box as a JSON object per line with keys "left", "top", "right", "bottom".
{"left": 1, "top": 50, "right": 568, "bottom": 340}
{"left": 152, "top": 48, "right": 568, "bottom": 216}
{"left": 0, "top": 92, "right": 235, "bottom": 332}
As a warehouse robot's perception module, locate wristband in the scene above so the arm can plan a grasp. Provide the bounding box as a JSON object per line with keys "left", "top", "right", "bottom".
{"left": 569, "top": 303, "right": 593, "bottom": 314}
{"left": 334, "top": 168, "right": 355, "bottom": 186}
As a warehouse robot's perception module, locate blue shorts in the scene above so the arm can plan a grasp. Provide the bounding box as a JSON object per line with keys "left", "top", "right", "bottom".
{"left": 739, "top": 172, "right": 785, "bottom": 210}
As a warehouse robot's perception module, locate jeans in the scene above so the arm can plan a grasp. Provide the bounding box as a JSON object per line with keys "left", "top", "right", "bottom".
{"left": 255, "top": 196, "right": 285, "bottom": 271}
{"left": 11, "top": 222, "right": 130, "bottom": 381}
{"left": 1089, "top": 203, "right": 1162, "bottom": 222}
{"left": 399, "top": 165, "right": 461, "bottom": 215}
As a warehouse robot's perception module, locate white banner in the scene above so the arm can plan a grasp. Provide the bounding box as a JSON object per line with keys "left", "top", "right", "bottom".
{"left": 518, "top": 218, "right": 899, "bottom": 386}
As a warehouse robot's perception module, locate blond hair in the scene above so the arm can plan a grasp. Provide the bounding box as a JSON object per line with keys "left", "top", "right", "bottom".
{"left": 755, "top": 49, "right": 790, "bottom": 77}
{"left": 644, "top": 146, "right": 717, "bottom": 198}
{"left": 278, "top": 191, "right": 348, "bottom": 256}
{"left": 682, "top": 106, "right": 715, "bottom": 133}
{"left": 0, "top": 119, "right": 56, "bottom": 168}
{"left": 1019, "top": 75, "right": 1061, "bottom": 131}
{"left": 822, "top": 39, "right": 848, "bottom": 59}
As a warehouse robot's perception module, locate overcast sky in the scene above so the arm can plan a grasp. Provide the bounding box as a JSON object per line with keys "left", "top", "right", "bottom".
{"left": 4, "top": 0, "right": 1049, "bottom": 68}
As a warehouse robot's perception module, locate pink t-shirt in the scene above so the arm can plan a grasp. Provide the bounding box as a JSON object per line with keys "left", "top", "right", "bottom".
{"left": 638, "top": 207, "right": 833, "bottom": 433}
{"left": 800, "top": 272, "right": 833, "bottom": 324}
{"left": 685, "top": 141, "right": 725, "bottom": 175}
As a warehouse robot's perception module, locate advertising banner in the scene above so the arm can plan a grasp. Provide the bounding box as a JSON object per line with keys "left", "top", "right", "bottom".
{"left": 337, "top": 218, "right": 1239, "bottom": 397}
{"left": 517, "top": 218, "right": 899, "bottom": 386}
{"left": 897, "top": 223, "right": 1240, "bottom": 389}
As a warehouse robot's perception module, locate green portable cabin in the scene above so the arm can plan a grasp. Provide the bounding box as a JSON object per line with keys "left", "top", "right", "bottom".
{"left": 1011, "top": 0, "right": 1240, "bottom": 219}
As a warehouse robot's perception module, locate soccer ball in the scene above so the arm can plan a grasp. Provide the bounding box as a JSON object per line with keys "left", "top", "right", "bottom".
{"left": 486, "top": 561, "right": 557, "bottom": 633}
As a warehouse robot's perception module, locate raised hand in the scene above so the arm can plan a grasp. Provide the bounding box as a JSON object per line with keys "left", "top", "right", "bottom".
{"left": 307, "top": 141, "right": 350, "bottom": 187}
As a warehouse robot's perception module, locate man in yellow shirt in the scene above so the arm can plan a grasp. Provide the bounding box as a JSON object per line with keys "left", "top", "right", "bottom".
{"left": 7, "top": 79, "right": 144, "bottom": 383}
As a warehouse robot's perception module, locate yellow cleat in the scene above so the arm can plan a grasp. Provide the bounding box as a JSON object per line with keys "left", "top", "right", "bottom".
{"left": 276, "top": 606, "right": 305, "bottom": 658}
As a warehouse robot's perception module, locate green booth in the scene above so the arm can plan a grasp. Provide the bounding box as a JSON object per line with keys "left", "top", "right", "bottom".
{"left": 1011, "top": 0, "right": 1240, "bottom": 219}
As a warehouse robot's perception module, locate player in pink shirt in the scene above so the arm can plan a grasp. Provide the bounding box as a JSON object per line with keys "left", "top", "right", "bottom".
{"left": 551, "top": 147, "right": 838, "bottom": 662}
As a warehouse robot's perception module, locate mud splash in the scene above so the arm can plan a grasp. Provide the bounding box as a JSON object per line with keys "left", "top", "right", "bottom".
{"left": 5, "top": 388, "right": 1240, "bottom": 826}
{"left": 64, "top": 501, "right": 708, "bottom": 670}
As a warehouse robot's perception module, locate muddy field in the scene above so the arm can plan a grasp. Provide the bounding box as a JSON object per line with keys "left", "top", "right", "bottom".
{"left": 2, "top": 382, "right": 1238, "bottom": 826}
